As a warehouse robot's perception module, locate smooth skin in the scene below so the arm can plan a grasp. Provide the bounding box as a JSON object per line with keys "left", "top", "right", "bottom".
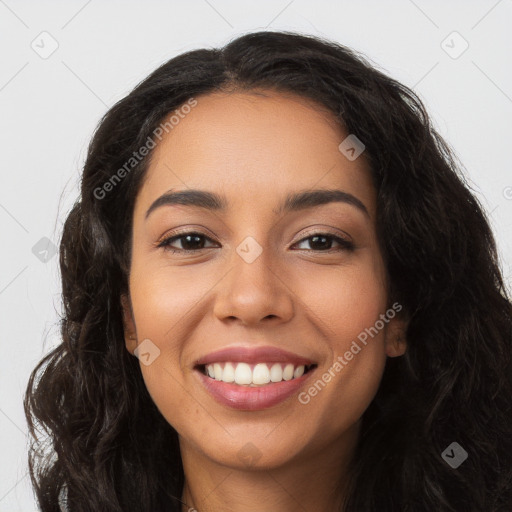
{"left": 121, "top": 89, "right": 407, "bottom": 512}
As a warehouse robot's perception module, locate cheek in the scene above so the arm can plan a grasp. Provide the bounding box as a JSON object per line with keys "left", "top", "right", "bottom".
{"left": 293, "top": 252, "right": 388, "bottom": 348}
{"left": 129, "top": 261, "right": 218, "bottom": 340}
{"left": 292, "top": 256, "right": 389, "bottom": 427}
{"left": 127, "top": 265, "right": 214, "bottom": 432}
{"left": 138, "top": 362, "right": 199, "bottom": 436}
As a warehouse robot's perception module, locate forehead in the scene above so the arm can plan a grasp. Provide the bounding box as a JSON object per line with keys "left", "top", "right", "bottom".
{"left": 136, "top": 90, "right": 376, "bottom": 218}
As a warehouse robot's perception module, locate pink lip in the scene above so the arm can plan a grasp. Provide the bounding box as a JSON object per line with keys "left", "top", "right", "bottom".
{"left": 196, "top": 369, "right": 315, "bottom": 411}
{"left": 194, "top": 345, "right": 315, "bottom": 367}
{"left": 194, "top": 346, "right": 317, "bottom": 410}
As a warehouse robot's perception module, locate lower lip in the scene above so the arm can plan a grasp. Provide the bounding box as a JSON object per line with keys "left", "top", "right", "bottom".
{"left": 196, "top": 369, "right": 315, "bottom": 411}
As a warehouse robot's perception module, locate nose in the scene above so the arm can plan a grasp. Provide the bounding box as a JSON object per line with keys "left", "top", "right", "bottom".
{"left": 212, "top": 242, "right": 295, "bottom": 327}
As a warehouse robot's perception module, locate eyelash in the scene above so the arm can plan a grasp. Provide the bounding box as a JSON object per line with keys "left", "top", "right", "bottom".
{"left": 157, "top": 231, "right": 355, "bottom": 254}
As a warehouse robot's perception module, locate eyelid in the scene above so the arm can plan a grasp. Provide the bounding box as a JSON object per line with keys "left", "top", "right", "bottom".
{"left": 157, "top": 227, "right": 355, "bottom": 254}
{"left": 155, "top": 226, "right": 217, "bottom": 246}
{"left": 155, "top": 232, "right": 218, "bottom": 253}
{"left": 294, "top": 226, "right": 353, "bottom": 244}
{"left": 291, "top": 231, "right": 355, "bottom": 252}
{"left": 156, "top": 227, "right": 352, "bottom": 245}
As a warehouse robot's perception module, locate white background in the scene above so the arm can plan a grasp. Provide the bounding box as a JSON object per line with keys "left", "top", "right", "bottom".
{"left": 1, "top": 1, "right": 511, "bottom": 510}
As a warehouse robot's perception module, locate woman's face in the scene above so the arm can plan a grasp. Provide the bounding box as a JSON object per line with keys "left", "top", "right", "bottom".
{"left": 122, "top": 90, "right": 407, "bottom": 470}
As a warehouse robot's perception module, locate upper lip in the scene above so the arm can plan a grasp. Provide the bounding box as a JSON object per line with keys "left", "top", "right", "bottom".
{"left": 194, "top": 346, "right": 316, "bottom": 367}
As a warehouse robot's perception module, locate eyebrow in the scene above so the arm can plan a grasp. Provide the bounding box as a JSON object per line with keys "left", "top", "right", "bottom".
{"left": 145, "top": 188, "right": 369, "bottom": 220}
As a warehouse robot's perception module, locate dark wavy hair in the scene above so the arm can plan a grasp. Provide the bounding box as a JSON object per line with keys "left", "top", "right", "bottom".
{"left": 24, "top": 30, "right": 512, "bottom": 511}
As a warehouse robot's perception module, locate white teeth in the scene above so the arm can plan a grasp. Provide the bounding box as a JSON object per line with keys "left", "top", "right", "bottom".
{"left": 222, "top": 362, "right": 235, "bottom": 383}
{"left": 293, "top": 365, "right": 305, "bottom": 378}
{"left": 234, "top": 362, "right": 252, "bottom": 385}
{"left": 204, "top": 362, "right": 311, "bottom": 386}
{"left": 283, "top": 363, "right": 295, "bottom": 381}
{"left": 270, "top": 363, "right": 283, "bottom": 382}
{"left": 252, "top": 363, "right": 270, "bottom": 385}
{"left": 214, "top": 363, "right": 223, "bottom": 381}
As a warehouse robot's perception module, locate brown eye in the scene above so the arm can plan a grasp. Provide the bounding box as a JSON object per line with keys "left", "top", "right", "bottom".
{"left": 158, "top": 232, "right": 218, "bottom": 253}
{"left": 157, "top": 231, "right": 354, "bottom": 254}
{"left": 292, "top": 233, "right": 354, "bottom": 252}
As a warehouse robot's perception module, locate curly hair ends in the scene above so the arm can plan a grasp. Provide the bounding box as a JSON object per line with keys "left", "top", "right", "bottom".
{"left": 24, "top": 30, "right": 512, "bottom": 511}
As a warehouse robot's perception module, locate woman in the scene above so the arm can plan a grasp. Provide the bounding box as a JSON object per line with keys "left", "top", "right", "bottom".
{"left": 24, "top": 30, "right": 512, "bottom": 511}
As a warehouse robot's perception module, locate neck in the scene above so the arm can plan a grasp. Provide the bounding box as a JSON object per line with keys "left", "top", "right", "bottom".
{"left": 179, "top": 422, "right": 360, "bottom": 512}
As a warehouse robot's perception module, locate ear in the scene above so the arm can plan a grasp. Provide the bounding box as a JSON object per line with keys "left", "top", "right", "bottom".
{"left": 384, "top": 312, "right": 408, "bottom": 358}
{"left": 120, "top": 293, "right": 137, "bottom": 354}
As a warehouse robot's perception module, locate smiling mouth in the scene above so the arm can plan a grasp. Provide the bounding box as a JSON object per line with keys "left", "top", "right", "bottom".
{"left": 196, "top": 362, "right": 317, "bottom": 387}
